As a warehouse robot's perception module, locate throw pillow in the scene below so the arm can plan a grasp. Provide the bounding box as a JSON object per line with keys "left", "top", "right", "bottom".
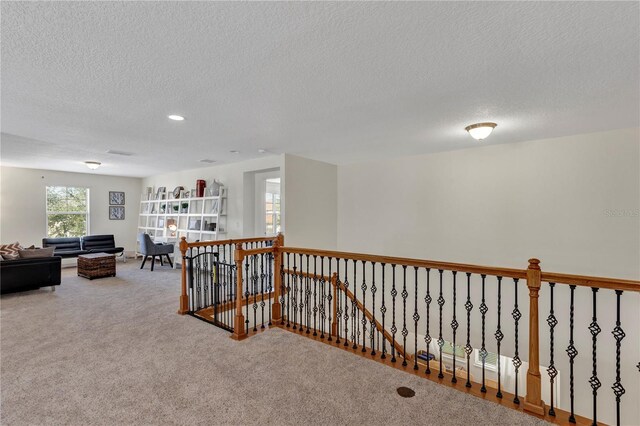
{"left": 0, "top": 242, "right": 23, "bottom": 259}
{"left": 18, "top": 247, "right": 56, "bottom": 259}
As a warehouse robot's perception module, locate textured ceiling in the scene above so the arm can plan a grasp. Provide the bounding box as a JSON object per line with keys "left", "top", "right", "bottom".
{"left": 1, "top": 1, "right": 638, "bottom": 177}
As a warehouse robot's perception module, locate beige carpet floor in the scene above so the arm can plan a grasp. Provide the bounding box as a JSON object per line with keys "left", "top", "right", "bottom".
{"left": 1, "top": 262, "right": 549, "bottom": 425}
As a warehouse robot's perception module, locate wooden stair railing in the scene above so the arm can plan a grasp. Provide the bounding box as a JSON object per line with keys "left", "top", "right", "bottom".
{"left": 178, "top": 235, "right": 640, "bottom": 426}
{"left": 281, "top": 268, "right": 410, "bottom": 360}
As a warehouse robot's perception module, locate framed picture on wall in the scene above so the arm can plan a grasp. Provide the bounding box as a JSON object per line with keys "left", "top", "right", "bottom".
{"left": 109, "top": 191, "right": 125, "bottom": 205}
{"left": 109, "top": 206, "right": 125, "bottom": 220}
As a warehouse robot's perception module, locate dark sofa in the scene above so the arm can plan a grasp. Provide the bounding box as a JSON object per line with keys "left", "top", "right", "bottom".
{"left": 42, "top": 235, "right": 124, "bottom": 260}
{"left": 81, "top": 235, "right": 125, "bottom": 259}
{"left": 0, "top": 256, "right": 62, "bottom": 294}
{"left": 42, "top": 237, "right": 88, "bottom": 258}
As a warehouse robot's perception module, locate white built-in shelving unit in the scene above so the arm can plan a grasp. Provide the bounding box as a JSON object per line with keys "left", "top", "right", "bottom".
{"left": 137, "top": 188, "right": 227, "bottom": 265}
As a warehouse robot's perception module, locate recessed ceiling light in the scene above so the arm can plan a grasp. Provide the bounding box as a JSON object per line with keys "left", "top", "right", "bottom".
{"left": 230, "top": 150, "right": 240, "bottom": 154}
{"left": 199, "top": 159, "right": 217, "bottom": 164}
{"left": 85, "top": 161, "right": 101, "bottom": 170}
{"left": 168, "top": 115, "right": 185, "bottom": 121}
{"left": 465, "top": 122, "right": 497, "bottom": 141}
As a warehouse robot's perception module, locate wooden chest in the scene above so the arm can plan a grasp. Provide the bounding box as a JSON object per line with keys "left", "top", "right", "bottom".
{"left": 77, "top": 253, "right": 116, "bottom": 280}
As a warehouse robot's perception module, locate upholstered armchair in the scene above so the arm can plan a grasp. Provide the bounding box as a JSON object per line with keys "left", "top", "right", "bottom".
{"left": 138, "top": 233, "right": 174, "bottom": 271}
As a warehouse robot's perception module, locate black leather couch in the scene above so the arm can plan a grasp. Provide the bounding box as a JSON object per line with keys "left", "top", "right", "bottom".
{"left": 42, "top": 237, "right": 88, "bottom": 258}
{"left": 0, "top": 256, "right": 62, "bottom": 294}
{"left": 81, "top": 235, "right": 125, "bottom": 257}
{"left": 42, "top": 235, "right": 124, "bottom": 259}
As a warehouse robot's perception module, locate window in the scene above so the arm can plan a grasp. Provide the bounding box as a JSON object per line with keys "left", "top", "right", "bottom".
{"left": 46, "top": 186, "right": 89, "bottom": 237}
{"left": 474, "top": 349, "right": 499, "bottom": 370}
{"left": 441, "top": 341, "right": 466, "bottom": 359}
{"left": 264, "top": 178, "right": 281, "bottom": 235}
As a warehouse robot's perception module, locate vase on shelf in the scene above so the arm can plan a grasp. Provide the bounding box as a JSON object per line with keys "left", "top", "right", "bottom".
{"left": 196, "top": 180, "right": 206, "bottom": 197}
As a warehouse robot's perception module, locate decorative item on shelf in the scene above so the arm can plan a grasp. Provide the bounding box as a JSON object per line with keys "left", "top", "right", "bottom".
{"left": 211, "top": 199, "right": 219, "bottom": 214}
{"left": 208, "top": 222, "right": 216, "bottom": 232}
{"left": 160, "top": 204, "right": 166, "bottom": 213}
{"left": 158, "top": 218, "right": 165, "bottom": 228}
{"left": 145, "top": 187, "right": 153, "bottom": 200}
{"left": 181, "top": 202, "right": 188, "bottom": 213}
{"left": 109, "top": 191, "right": 125, "bottom": 205}
{"left": 196, "top": 179, "right": 206, "bottom": 197}
{"left": 156, "top": 187, "right": 166, "bottom": 199}
{"left": 172, "top": 205, "right": 179, "bottom": 213}
{"left": 109, "top": 206, "right": 125, "bottom": 220}
{"left": 188, "top": 219, "right": 201, "bottom": 230}
{"left": 166, "top": 219, "right": 177, "bottom": 237}
{"left": 173, "top": 186, "right": 184, "bottom": 199}
{"left": 210, "top": 179, "right": 222, "bottom": 196}
{"left": 190, "top": 189, "right": 197, "bottom": 197}
{"left": 180, "top": 190, "right": 189, "bottom": 198}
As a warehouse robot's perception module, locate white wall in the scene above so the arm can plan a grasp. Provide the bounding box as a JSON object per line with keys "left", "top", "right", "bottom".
{"left": 141, "top": 156, "right": 283, "bottom": 239}
{"left": 338, "top": 128, "right": 639, "bottom": 277}
{"left": 0, "top": 166, "right": 142, "bottom": 253}
{"left": 283, "top": 154, "right": 337, "bottom": 249}
{"left": 336, "top": 128, "right": 640, "bottom": 424}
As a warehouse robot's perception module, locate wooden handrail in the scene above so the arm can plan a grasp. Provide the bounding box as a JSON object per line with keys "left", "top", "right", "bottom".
{"left": 184, "top": 236, "right": 277, "bottom": 249}
{"left": 281, "top": 247, "right": 527, "bottom": 279}
{"left": 241, "top": 247, "right": 274, "bottom": 257}
{"left": 540, "top": 271, "right": 640, "bottom": 292}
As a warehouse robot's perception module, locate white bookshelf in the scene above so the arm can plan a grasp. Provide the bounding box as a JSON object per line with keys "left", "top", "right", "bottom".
{"left": 137, "top": 188, "right": 227, "bottom": 267}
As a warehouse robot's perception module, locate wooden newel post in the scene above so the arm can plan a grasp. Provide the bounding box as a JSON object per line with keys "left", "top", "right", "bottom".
{"left": 178, "top": 237, "right": 189, "bottom": 315}
{"left": 524, "top": 258, "right": 545, "bottom": 416}
{"left": 232, "top": 243, "right": 247, "bottom": 340}
{"left": 271, "top": 234, "right": 283, "bottom": 323}
{"left": 331, "top": 273, "right": 338, "bottom": 337}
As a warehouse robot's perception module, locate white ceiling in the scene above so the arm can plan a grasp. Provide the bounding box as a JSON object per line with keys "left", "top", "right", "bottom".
{"left": 1, "top": 1, "right": 638, "bottom": 177}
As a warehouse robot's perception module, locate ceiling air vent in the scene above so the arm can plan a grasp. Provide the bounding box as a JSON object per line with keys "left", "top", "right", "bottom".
{"left": 106, "top": 150, "right": 134, "bottom": 156}
{"left": 199, "top": 159, "right": 216, "bottom": 164}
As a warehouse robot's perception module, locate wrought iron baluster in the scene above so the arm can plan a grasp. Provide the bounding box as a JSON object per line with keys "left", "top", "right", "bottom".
{"left": 326, "top": 257, "right": 332, "bottom": 341}
{"left": 391, "top": 264, "right": 398, "bottom": 362}
{"left": 267, "top": 252, "right": 272, "bottom": 326}
{"left": 512, "top": 278, "right": 522, "bottom": 404}
{"left": 464, "top": 273, "right": 473, "bottom": 387}
{"left": 285, "top": 253, "right": 291, "bottom": 327}
{"left": 343, "top": 259, "right": 350, "bottom": 347}
{"left": 495, "top": 276, "right": 503, "bottom": 397}
{"left": 401, "top": 266, "right": 409, "bottom": 366}
{"left": 451, "top": 271, "right": 458, "bottom": 383}
{"left": 252, "top": 255, "right": 258, "bottom": 332}
{"left": 305, "top": 254, "right": 311, "bottom": 334}
{"left": 292, "top": 255, "right": 298, "bottom": 330}
{"left": 547, "top": 282, "right": 558, "bottom": 415}
{"left": 566, "top": 284, "right": 578, "bottom": 423}
{"left": 589, "top": 288, "right": 601, "bottom": 425}
{"left": 245, "top": 257, "right": 250, "bottom": 335}
{"left": 352, "top": 260, "right": 358, "bottom": 349}
{"left": 425, "top": 268, "right": 431, "bottom": 374}
{"left": 413, "top": 267, "right": 420, "bottom": 370}
{"left": 437, "top": 269, "right": 445, "bottom": 378}
{"left": 371, "top": 262, "right": 377, "bottom": 356}
{"left": 260, "top": 254, "right": 266, "bottom": 329}
{"left": 313, "top": 255, "right": 318, "bottom": 336}
{"left": 335, "top": 258, "right": 342, "bottom": 345}
{"left": 301, "top": 254, "right": 306, "bottom": 333}
{"left": 361, "top": 260, "right": 368, "bottom": 352}
{"left": 380, "top": 263, "right": 387, "bottom": 359}
{"left": 479, "top": 274, "right": 488, "bottom": 392}
{"left": 612, "top": 290, "right": 625, "bottom": 426}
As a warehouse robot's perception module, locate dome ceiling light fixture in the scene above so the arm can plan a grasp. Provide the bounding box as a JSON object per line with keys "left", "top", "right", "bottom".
{"left": 167, "top": 114, "right": 185, "bottom": 121}
{"left": 85, "top": 161, "right": 101, "bottom": 170}
{"left": 465, "top": 122, "right": 497, "bottom": 141}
